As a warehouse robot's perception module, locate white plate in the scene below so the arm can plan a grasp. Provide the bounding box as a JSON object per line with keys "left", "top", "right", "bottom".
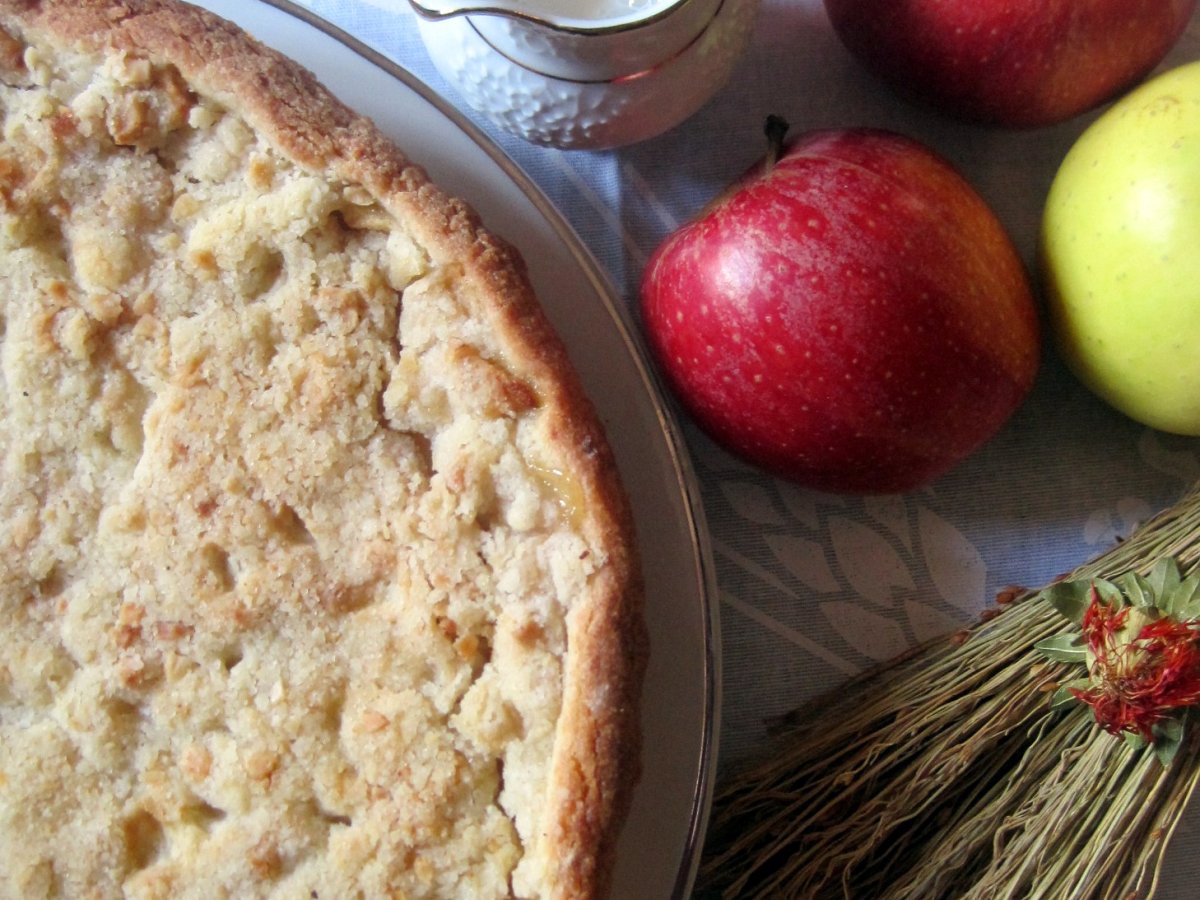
{"left": 191, "top": 2, "right": 721, "bottom": 897}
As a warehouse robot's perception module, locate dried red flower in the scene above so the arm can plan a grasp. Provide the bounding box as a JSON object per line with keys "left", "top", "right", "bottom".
{"left": 1069, "top": 587, "right": 1200, "bottom": 741}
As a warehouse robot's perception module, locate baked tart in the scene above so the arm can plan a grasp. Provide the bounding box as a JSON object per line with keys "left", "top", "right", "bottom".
{"left": 0, "top": 2, "right": 645, "bottom": 897}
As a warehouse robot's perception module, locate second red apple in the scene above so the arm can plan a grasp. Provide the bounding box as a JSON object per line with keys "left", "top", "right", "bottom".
{"left": 823, "top": 0, "right": 1196, "bottom": 127}
{"left": 639, "top": 127, "right": 1040, "bottom": 494}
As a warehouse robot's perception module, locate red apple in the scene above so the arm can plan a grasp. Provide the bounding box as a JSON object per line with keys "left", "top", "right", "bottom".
{"left": 639, "top": 125, "right": 1039, "bottom": 494}
{"left": 823, "top": 0, "right": 1196, "bottom": 127}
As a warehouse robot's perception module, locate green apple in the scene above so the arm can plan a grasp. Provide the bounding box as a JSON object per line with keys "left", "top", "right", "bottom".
{"left": 1042, "top": 61, "right": 1200, "bottom": 436}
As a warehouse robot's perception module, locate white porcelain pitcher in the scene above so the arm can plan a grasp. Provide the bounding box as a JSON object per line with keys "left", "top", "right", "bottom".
{"left": 409, "top": 0, "right": 760, "bottom": 149}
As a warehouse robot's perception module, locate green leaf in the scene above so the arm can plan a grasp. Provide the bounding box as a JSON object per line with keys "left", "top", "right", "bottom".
{"left": 1180, "top": 596, "right": 1200, "bottom": 624}
{"left": 1165, "top": 573, "right": 1200, "bottom": 619}
{"left": 1147, "top": 558, "right": 1183, "bottom": 606}
{"left": 1035, "top": 633, "right": 1088, "bottom": 663}
{"left": 1093, "top": 578, "right": 1125, "bottom": 607}
{"left": 1153, "top": 717, "right": 1186, "bottom": 767}
{"left": 1124, "top": 731, "right": 1147, "bottom": 753}
{"left": 1041, "top": 581, "right": 1093, "bottom": 625}
{"left": 1116, "top": 571, "right": 1154, "bottom": 609}
{"left": 1050, "top": 679, "right": 1090, "bottom": 710}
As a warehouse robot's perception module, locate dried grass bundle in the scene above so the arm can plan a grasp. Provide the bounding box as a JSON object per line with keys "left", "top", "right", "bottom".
{"left": 701, "top": 480, "right": 1200, "bottom": 899}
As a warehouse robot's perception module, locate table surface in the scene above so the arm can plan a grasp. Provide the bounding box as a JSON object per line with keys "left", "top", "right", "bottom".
{"left": 260, "top": 1, "right": 1200, "bottom": 894}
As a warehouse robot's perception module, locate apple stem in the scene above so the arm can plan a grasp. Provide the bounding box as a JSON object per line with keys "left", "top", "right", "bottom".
{"left": 763, "top": 115, "right": 790, "bottom": 174}
{"left": 694, "top": 115, "right": 792, "bottom": 218}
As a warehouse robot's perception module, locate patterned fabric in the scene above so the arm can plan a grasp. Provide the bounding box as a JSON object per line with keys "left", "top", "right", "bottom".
{"left": 272, "top": 0, "right": 1200, "bottom": 891}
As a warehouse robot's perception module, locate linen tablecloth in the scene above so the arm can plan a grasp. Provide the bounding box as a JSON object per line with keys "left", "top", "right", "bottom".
{"left": 273, "top": 1, "right": 1200, "bottom": 894}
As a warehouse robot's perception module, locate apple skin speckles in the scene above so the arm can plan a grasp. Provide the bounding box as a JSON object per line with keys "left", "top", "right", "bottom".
{"left": 823, "top": 0, "right": 1196, "bottom": 127}
{"left": 639, "top": 127, "right": 1039, "bottom": 494}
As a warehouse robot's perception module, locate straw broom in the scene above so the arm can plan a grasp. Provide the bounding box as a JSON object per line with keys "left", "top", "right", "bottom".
{"left": 700, "top": 479, "right": 1200, "bottom": 899}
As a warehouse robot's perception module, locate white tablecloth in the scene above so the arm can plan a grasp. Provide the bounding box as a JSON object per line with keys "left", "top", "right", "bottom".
{"left": 273, "top": 1, "right": 1200, "bottom": 894}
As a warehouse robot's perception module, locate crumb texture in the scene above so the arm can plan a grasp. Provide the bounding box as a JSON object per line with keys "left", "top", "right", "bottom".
{"left": 0, "top": 7, "right": 632, "bottom": 898}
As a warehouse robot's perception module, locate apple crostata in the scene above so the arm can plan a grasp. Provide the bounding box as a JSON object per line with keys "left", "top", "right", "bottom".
{"left": 0, "top": 1, "right": 645, "bottom": 897}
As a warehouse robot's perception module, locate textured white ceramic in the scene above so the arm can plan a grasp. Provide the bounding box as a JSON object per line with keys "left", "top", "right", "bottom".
{"left": 467, "top": 0, "right": 722, "bottom": 82}
{"left": 411, "top": 0, "right": 670, "bottom": 30}
{"left": 412, "top": 0, "right": 721, "bottom": 81}
{"left": 414, "top": 0, "right": 760, "bottom": 149}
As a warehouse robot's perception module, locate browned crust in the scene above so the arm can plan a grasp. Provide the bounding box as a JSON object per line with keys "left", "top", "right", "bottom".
{"left": 0, "top": 1, "right": 647, "bottom": 897}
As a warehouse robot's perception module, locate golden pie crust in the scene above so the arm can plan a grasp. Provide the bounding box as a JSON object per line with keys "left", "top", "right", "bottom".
{"left": 0, "top": 1, "right": 646, "bottom": 897}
